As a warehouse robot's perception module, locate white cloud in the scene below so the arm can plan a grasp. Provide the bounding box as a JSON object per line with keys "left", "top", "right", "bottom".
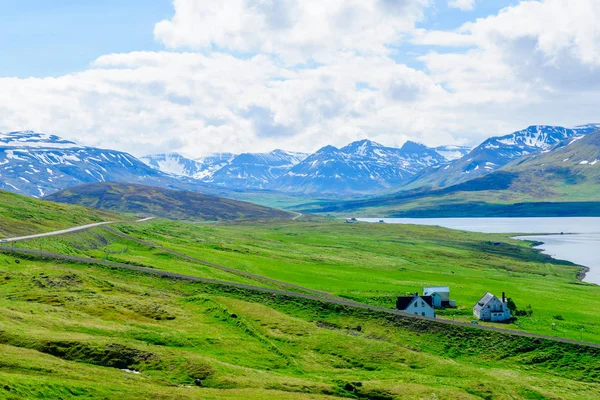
{"left": 154, "top": 0, "right": 430, "bottom": 63}
{"left": 419, "top": 0, "right": 600, "bottom": 94}
{"left": 1, "top": 0, "right": 600, "bottom": 158}
{"left": 448, "top": 0, "right": 475, "bottom": 11}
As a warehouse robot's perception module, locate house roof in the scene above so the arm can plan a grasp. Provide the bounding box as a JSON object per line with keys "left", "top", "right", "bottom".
{"left": 397, "top": 294, "right": 434, "bottom": 311}
{"left": 424, "top": 286, "right": 450, "bottom": 294}
{"left": 473, "top": 292, "right": 496, "bottom": 312}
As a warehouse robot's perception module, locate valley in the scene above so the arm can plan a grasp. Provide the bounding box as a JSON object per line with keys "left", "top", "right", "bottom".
{"left": 3, "top": 2, "right": 600, "bottom": 399}
{"left": 1, "top": 126, "right": 599, "bottom": 399}
{"left": 2, "top": 209, "right": 600, "bottom": 398}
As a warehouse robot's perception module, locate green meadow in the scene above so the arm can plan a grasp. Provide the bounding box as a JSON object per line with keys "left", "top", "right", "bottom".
{"left": 0, "top": 191, "right": 123, "bottom": 237}
{"left": 1, "top": 252, "right": 600, "bottom": 399}
{"left": 15, "top": 218, "right": 600, "bottom": 343}
{"left": 2, "top": 192, "right": 600, "bottom": 398}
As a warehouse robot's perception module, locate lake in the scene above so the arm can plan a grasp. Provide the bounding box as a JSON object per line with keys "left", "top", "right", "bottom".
{"left": 358, "top": 217, "right": 600, "bottom": 285}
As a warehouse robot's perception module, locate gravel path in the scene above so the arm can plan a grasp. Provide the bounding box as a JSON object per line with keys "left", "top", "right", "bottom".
{"left": 1, "top": 222, "right": 113, "bottom": 243}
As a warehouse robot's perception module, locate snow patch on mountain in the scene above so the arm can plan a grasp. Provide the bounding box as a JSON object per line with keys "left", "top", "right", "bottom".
{"left": 0, "top": 131, "right": 81, "bottom": 149}
{"left": 0, "top": 131, "right": 181, "bottom": 198}
{"left": 272, "top": 139, "right": 446, "bottom": 194}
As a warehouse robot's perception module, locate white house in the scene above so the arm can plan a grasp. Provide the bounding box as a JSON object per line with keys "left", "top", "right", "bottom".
{"left": 423, "top": 286, "right": 456, "bottom": 308}
{"left": 473, "top": 292, "right": 511, "bottom": 322}
{"left": 396, "top": 293, "right": 435, "bottom": 318}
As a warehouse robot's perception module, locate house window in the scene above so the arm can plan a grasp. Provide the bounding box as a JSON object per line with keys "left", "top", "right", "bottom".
{"left": 422, "top": 312, "right": 425, "bottom": 316}
{"left": 421, "top": 301, "right": 424, "bottom": 307}
{"left": 414, "top": 312, "right": 418, "bottom": 315}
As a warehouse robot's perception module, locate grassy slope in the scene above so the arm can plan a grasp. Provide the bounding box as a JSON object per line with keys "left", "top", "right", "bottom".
{"left": 2, "top": 190, "right": 600, "bottom": 398}
{"left": 44, "top": 182, "right": 294, "bottom": 221}
{"left": 2, "top": 253, "right": 600, "bottom": 399}
{"left": 25, "top": 218, "right": 598, "bottom": 344}
{"left": 0, "top": 189, "right": 121, "bottom": 238}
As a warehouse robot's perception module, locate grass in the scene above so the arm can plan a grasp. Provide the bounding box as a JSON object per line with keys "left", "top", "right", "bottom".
{"left": 1, "top": 252, "right": 600, "bottom": 399}
{"left": 0, "top": 189, "right": 122, "bottom": 238}
{"left": 13, "top": 228, "right": 273, "bottom": 289}
{"left": 2, "top": 187, "right": 600, "bottom": 398}
{"left": 21, "top": 217, "right": 600, "bottom": 344}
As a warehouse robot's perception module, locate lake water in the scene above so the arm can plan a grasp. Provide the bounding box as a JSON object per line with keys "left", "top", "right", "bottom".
{"left": 358, "top": 217, "right": 600, "bottom": 285}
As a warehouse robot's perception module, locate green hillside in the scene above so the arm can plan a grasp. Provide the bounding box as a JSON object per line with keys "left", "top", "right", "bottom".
{"left": 45, "top": 182, "right": 294, "bottom": 221}
{"left": 0, "top": 189, "right": 121, "bottom": 237}
{"left": 2, "top": 187, "right": 600, "bottom": 398}
{"left": 2, "top": 216, "right": 600, "bottom": 398}
{"left": 504, "top": 129, "right": 600, "bottom": 199}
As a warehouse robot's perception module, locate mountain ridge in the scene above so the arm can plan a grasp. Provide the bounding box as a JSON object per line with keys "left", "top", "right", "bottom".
{"left": 398, "top": 124, "right": 600, "bottom": 191}
{"left": 296, "top": 129, "right": 600, "bottom": 217}
{"left": 44, "top": 182, "right": 293, "bottom": 221}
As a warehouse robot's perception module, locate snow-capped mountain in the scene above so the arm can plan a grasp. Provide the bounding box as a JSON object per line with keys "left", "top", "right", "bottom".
{"left": 193, "top": 153, "right": 237, "bottom": 179}
{"left": 205, "top": 149, "right": 307, "bottom": 189}
{"left": 434, "top": 145, "right": 472, "bottom": 161}
{"left": 140, "top": 152, "right": 237, "bottom": 180}
{"left": 0, "top": 131, "right": 201, "bottom": 198}
{"left": 272, "top": 139, "right": 446, "bottom": 194}
{"left": 140, "top": 153, "right": 205, "bottom": 177}
{"left": 403, "top": 124, "right": 600, "bottom": 189}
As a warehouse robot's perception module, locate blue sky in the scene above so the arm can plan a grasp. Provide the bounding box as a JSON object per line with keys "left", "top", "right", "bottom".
{"left": 1, "top": 0, "right": 514, "bottom": 78}
{"left": 1, "top": 0, "right": 172, "bottom": 77}
{"left": 1, "top": 0, "right": 598, "bottom": 156}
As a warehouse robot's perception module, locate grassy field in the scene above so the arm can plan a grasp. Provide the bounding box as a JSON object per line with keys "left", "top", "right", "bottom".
{"left": 16, "top": 218, "right": 600, "bottom": 344}
{"left": 0, "top": 190, "right": 121, "bottom": 238}
{"left": 2, "top": 252, "right": 600, "bottom": 399}
{"left": 2, "top": 191, "right": 600, "bottom": 399}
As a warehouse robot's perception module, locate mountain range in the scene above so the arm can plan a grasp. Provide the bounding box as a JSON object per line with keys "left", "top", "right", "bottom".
{"left": 0, "top": 131, "right": 170, "bottom": 198}
{"left": 271, "top": 140, "right": 448, "bottom": 194}
{"left": 403, "top": 124, "right": 600, "bottom": 190}
{"left": 141, "top": 139, "right": 462, "bottom": 194}
{"left": 1, "top": 125, "right": 598, "bottom": 201}
{"left": 298, "top": 128, "right": 600, "bottom": 217}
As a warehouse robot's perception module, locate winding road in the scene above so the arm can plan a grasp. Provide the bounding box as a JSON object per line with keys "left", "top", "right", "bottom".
{"left": 0, "top": 221, "right": 113, "bottom": 243}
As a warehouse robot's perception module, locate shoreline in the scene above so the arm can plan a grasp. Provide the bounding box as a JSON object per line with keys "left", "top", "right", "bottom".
{"left": 360, "top": 218, "right": 598, "bottom": 285}
{"left": 514, "top": 236, "right": 592, "bottom": 283}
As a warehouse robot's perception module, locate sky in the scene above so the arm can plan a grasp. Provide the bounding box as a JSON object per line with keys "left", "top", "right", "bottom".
{"left": 1, "top": 0, "right": 599, "bottom": 157}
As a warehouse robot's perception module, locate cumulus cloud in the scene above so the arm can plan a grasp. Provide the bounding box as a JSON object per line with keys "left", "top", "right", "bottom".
{"left": 154, "top": 0, "right": 430, "bottom": 63}
{"left": 1, "top": 0, "right": 600, "bottom": 158}
{"left": 419, "top": 0, "right": 600, "bottom": 97}
{"left": 448, "top": 0, "right": 475, "bottom": 11}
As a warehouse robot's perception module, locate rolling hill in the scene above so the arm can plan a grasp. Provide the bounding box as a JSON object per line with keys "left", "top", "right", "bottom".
{"left": 44, "top": 182, "right": 294, "bottom": 221}
{"left": 0, "top": 189, "right": 121, "bottom": 237}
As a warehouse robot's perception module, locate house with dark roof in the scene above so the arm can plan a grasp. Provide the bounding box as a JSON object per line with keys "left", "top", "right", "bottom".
{"left": 423, "top": 286, "right": 456, "bottom": 308}
{"left": 396, "top": 293, "right": 435, "bottom": 318}
{"left": 473, "top": 292, "right": 511, "bottom": 322}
